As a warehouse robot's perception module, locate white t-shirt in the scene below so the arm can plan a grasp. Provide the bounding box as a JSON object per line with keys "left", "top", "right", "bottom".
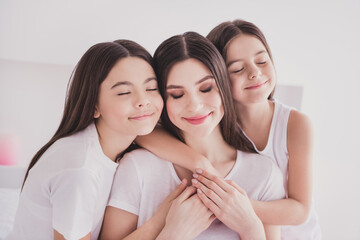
{"left": 5, "top": 123, "right": 118, "bottom": 240}
{"left": 245, "top": 99, "right": 322, "bottom": 239}
{"left": 108, "top": 149, "right": 285, "bottom": 239}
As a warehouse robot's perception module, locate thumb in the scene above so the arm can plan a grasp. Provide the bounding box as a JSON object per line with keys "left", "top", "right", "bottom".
{"left": 175, "top": 185, "right": 197, "bottom": 203}
{"left": 165, "top": 178, "right": 188, "bottom": 202}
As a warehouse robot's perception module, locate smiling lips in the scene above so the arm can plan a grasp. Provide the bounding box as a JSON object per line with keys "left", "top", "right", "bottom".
{"left": 129, "top": 113, "right": 154, "bottom": 121}
{"left": 183, "top": 112, "right": 212, "bottom": 125}
{"left": 245, "top": 80, "right": 268, "bottom": 90}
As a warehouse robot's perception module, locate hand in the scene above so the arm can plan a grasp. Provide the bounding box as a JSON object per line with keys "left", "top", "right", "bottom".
{"left": 191, "top": 169, "right": 265, "bottom": 239}
{"left": 157, "top": 185, "right": 216, "bottom": 240}
{"left": 153, "top": 178, "right": 188, "bottom": 227}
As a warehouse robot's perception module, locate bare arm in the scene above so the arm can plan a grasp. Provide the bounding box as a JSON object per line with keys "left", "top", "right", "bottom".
{"left": 252, "top": 110, "right": 313, "bottom": 225}
{"left": 101, "top": 180, "right": 187, "bottom": 240}
{"left": 135, "top": 126, "right": 219, "bottom": 175}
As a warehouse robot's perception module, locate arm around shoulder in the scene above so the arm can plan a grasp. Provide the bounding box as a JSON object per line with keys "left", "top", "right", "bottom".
{"left": 135, "top": 126, "right": 219, "bottom": 175}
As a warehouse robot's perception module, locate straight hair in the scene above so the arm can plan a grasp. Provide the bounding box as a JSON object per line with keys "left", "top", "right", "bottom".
{"left": 207, "top": 19, "right": 275, "bottom": 99}
{"left": 23, "top": 40, "right": 153, "bottom": 187}
{"left": 153, "top": 32, "right": 256, "bottom": 153}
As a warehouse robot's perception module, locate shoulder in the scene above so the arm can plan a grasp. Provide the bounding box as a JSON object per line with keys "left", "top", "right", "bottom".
{"left": 39, "top": 130, "right": 98, "bottom": 172}
{"left": 118, "top": 148, "right": 167, "bottom": 171}
{"left": 287, "top": 110, "right": 314, "bottom": 146}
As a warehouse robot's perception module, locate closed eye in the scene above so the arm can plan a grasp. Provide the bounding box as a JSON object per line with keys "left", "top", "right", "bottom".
{"left": 232, "top": 67, "right": 244, "bottom": 73}
{"left": 170, "top": 94, "right": 183, "bottom": 99}
{"left": 117, "top": 92, "right": 130, "bottom": 96}
{"left": 258, "top": 61, "right": 267, "bottom": 65}
{"left": 200, "top": 87, "right": 212, "bottom": 93}
{"left": 146, "top": 88, "right": 158, "bottom": 92}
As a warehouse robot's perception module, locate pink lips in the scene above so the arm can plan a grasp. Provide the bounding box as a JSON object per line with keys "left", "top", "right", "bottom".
{"left": 245, "top": 80, "right": 268, "bottom": 90}
{"left": 183, "top": 113, "right": 211, "bottom": 125}
{"left": 129, "top": 113, "right": 153, "bottom": 121}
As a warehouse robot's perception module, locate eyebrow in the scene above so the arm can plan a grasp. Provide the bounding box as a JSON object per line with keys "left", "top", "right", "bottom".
{"left": 111, "top": 77, "right": 157, "bottom": 89}
{"left": 226, "top": 50, "right": 267, "bottom": 67}
{"left": 166, "top": 75, "right": 214, "bottom": 90}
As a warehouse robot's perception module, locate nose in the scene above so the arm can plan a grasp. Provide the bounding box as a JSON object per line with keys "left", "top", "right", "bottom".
{"left": 248, "top": 64, "right": 261, "bottom": 80}
{"left": 135, "top": 91, "right": 151, "bottom": 108}
{"left": 186, "top": 93, "right": 203, "bottom": 112}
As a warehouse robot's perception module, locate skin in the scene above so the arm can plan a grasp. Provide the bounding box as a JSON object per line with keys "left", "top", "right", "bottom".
{"left": 53, "top": 56, "right": 164, "bottom": 240}
{"left": 103, "top": 58, "right": 268, "bottom": 239}
{"left": 136, "top": 33, "right": 313, "bottom": 233}
{"left": 226, "top": 35, "right": 313, "bottom": 225}
{"left": 158, "top": 59, "right": 269, "bottom": 239}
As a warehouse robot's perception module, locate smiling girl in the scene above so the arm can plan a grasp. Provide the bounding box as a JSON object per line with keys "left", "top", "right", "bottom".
{"left": 136, "top": 20, "right": 321, "bottom": 239}
{"left": 5, "top": 40, "right": 169, "bottom": 240}
{"left": 101, "top": 32, "right": 285, "bottom": 240}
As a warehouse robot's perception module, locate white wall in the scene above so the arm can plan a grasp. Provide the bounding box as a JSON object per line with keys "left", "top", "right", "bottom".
{"left": 1, "top": 0, "right": 360, "bottom": 238}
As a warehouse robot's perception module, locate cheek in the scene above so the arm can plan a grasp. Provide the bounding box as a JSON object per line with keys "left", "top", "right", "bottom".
{"left": 151, "top": 94, "right": 164, "bottom": 111}
{"left": 230, "top": 77, "right": 244, "bottom": 100}
{"left": 207, "top": 91, "right": 223, "bottom": 110}
{"left": 165, "top": 99, "right": 180, "bottom": 121}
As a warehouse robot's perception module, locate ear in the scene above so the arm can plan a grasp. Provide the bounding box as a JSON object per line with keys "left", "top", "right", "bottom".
{"left": 94, "top": 106, "right": 100, "bottom": 118}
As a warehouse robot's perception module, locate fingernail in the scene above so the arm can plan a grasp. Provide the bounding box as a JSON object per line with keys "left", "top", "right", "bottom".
{"left": 197, "top": 188, "right": 202, "bottom": 194}
{"left": 191, "top": 179, "right": 198, "bottom": 185}
{"left": 195, "top": 168, "right": 203, "bottom": 174}
{"left": 193, "top": 173, "right": 198, "bottom": 178}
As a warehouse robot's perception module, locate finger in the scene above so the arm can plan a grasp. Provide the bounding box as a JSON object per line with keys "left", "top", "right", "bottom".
{"left": 196, "top": 188, "right": 220, "bottom": 217}
{"left": 192, "top": 178, "right": 223, "bottom": 207}
{"left": 193, "top": 174, "right": 226, "bottom": 199}
{"left": 175, "top": 185, "right": 197, "bottom": 203}
{"left": 165, "top": 179, "right": 188, "bottom": 201}
{"left": 225, "top": 180, "right": 247, "bottom": 196}
{"left": 209, "top": 214, "right": 216, "bottom": 223}
{"left": 195, "top": 168, "right": 234, "bottom": 193}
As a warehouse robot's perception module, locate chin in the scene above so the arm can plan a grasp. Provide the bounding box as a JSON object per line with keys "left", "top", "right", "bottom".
{"left": 183, "top": 128, "right": 213, "bottom": 139}
{"left": 136, "top": 126, "right": 156, "bottom": 136}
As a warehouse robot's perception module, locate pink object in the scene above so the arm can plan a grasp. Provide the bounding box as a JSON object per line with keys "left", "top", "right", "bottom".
{"left": 0, "top": 135, "right": 19, "bottom": 166}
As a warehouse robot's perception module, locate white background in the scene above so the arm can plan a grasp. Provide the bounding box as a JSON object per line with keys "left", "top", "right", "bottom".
{"left": 1, "top": 0, "right": 360, "bottom": 239}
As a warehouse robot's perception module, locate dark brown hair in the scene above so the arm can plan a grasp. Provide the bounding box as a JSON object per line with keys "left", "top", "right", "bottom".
{"left": 207, "top": 19, "right": 275, "bottom": 99}
{"left": 153, "top": 32, "right": 256, "bottom": 153}
{"left": 23, "top": 40, "right": 153, "bottom": 186}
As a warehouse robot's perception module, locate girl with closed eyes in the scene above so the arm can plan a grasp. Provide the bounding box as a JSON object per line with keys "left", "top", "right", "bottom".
{"left": 137, "top": 19, "right": 321, "bottom": 239}
{"left": 5, "top": 39, "right": 186, "bottom": 240}
{"left": 101, "top": 32, "right": 285, "bottom": 240}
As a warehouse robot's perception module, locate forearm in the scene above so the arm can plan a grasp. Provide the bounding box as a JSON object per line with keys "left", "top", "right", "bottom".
{"left": 251, "top": 198, "right": 311, "bottom": 225}
{"left": 156, "top": 227, "right": 182, "bottom": 240}
{"left": 237, "top": 216, "right": 266, "bottom": 240}
{"left": 123, "top": 214, "right": 164, "bottom": 240}
{"left": 135, "top": 127, "right": 218, "bottom": 174}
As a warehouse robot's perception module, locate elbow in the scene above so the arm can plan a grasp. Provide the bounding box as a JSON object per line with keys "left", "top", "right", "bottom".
{"left": 291, "top": 204, "right": 311, "bottom": 225}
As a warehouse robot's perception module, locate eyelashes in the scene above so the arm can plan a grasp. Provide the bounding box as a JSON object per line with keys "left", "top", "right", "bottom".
{"left": 231, "top": 61, "right": 267, "bottom": 74}
{"left": 117, "top": 88, "right": 158, "bottom": 96}
{"left": 169, "top": 86, "right": 213, "bottom": 99}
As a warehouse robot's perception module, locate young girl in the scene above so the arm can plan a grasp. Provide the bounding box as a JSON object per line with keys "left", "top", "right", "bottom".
{"left": 137, "top": 20, "right": 321, "bottom": 239}
{"left": 101, "top": 32, "right": 285, "bottom": 239}
{"left": 5, "top": 40, "right": 179, "bottom": 240}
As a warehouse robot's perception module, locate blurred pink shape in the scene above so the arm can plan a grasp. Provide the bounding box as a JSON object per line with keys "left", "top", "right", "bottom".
{"left": 0, "top": 135, "right": 19, "bottom": 166}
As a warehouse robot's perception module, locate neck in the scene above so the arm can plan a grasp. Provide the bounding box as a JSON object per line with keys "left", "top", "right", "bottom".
{"left": 235, "top": 100, "right": 274, "bottom": 131}
{"left": 95, "top": 121, "right": 135, "bottom": 162}
{"left": 183, "top": 126, "right": 236, "bottom": 164}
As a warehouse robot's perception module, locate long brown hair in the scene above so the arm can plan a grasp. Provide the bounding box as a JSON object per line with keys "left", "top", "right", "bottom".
{"left": 207, "top": 19, "right": 275, "bottom": 99}
{"left": 153, "top": 32, "right": 256, "bottom": 153}
{"left": 23, "top": 40, "right": 153, "bottom": 186}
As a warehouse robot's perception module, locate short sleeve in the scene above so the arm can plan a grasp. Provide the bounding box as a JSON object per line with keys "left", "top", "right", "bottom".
{"left": 48, "top": 169, "right": 99, "bottom": 240}
{"left": 258, "top": 163, "right": 286, "bottom": 201}
{"left": 108, "top": 153, "right": 141, "bottom": 216}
